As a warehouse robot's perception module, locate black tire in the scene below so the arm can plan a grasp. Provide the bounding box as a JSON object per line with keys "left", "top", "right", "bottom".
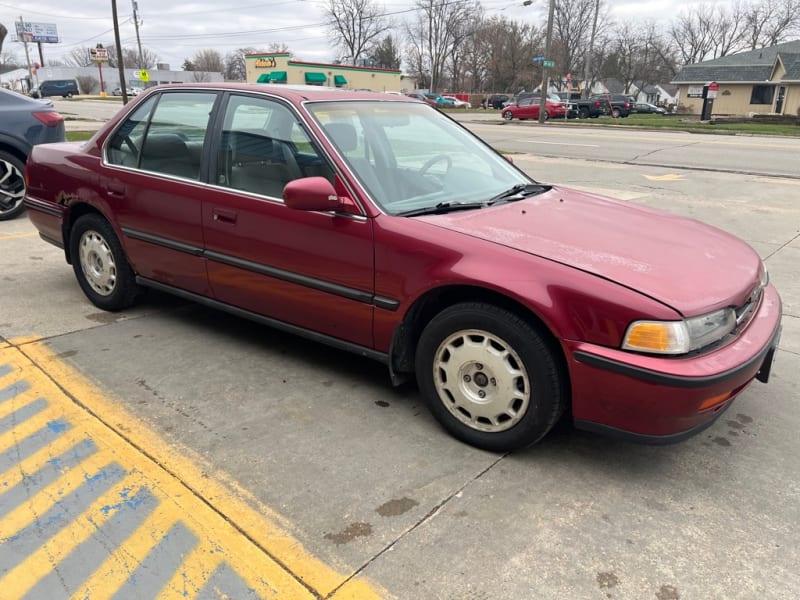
{"left": 502, "top": 110, "right": 513, "bottom": 121}
{"left": 70, "top": 214, "right": 142, "bottom": 311}
{"left": 0, "top": 150, "right": 27, "bottom": 221}
{"left": 415, "top": 302, "right": 567, "bottom": 452}
{"left": 578, "top": 106, "right": 589, "bottom": 119}
{"left": 611, "top": 108, "right": 621, "bottom": 118}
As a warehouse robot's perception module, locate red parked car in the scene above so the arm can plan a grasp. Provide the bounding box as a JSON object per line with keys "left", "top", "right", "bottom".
{"left": 502, "top": 98, "right": 566, "bottom": 121}
{"left": 24, "top": 84, "right": 782, "bottom": 451}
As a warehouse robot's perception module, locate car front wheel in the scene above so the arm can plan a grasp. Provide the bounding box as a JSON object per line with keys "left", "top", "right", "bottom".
{"left": 70, "top": 214, "right": 142, "bottom": 311}
{"left": 0, "top": 151, "right": 26, "bottom": 221}
{"left": 502, "top": 111, "right": 513, "bottom": 121}
{"left": 415, "top": 303, "right": 567, "bottom": 452}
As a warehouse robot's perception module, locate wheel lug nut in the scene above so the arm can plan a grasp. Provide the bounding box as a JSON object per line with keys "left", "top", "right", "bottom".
{"left": 476, "top": 363, "right": 483, "bottom": 370}
{"left": 478, "top": 390, "right": 486, "bottom": 398}
{"left": 490, "top": 378, "right": 496, "bottom": 386}
{"left": 464, "top": 375, "right": 471, "bottom": 382}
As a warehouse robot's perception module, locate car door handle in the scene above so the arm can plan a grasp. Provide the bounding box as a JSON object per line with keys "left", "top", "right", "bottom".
{"left": 212, "top": 209, "right": 237, "bottom": 224}
{"left": 106, "top": 182, "right": 125, "bottom": 197}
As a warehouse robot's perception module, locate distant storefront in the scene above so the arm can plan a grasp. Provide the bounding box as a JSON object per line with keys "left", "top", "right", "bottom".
{"left": 245, "top": 53, "right": 413, "bottom": 93}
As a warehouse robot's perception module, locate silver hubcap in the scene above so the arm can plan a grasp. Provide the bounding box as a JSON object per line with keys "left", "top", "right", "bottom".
{"left": 0, "top": 158, "right": 24, "bottom": 213}
{"left": 433, "top": 329, "right": 530, "bottom": 433}
{"left": 78, "top": 230, "right": 117, "bottom": 296}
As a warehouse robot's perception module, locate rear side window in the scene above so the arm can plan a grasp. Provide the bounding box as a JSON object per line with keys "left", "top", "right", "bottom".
{"left": 106, "top": 92, "right": 218, "bottom": 181}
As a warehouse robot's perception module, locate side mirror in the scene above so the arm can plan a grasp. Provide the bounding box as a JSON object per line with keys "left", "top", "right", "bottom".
{"left": 283, "top": 177, "right": 343, "bottom": 212}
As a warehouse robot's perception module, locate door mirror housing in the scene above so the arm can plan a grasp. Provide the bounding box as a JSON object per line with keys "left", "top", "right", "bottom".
{"left": 283, "top": 176, "right": 356, "bottom": 213}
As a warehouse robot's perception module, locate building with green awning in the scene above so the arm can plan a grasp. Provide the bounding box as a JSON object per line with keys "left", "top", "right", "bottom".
{"left": 246, "top": 53, "right": 414, "bottom": 93}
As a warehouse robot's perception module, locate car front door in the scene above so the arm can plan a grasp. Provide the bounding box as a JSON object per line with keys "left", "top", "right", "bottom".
{"left": 104, "top": 91, "right": 220, "bottom": 295}
{"left": 201, "top": 93, "right": 375, "bottom": 348}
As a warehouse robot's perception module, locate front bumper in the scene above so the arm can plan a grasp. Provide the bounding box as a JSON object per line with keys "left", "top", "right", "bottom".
{"left": 565, "top": 284, "right": 782, "bottom": 442}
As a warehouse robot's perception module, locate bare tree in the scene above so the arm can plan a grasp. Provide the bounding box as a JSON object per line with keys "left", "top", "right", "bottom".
{"left": 64, "top": 47, "right": 94, "bottom": 67}
{"left": 0, "top": 49, "right": 19, "bottom": 70}
{"left": 669, "top": 2, "right": 749, "bottom": 64}
{"left": 325, "top": 0, "right": 391, "bottom": 63}
{"left": 551, "top": 0, "right": 611, "bottom": 89}
{"left": 602, "top": 21, "right": 678, "bottom": 93}
{"left": 267, "top": 42, "right": 291, "bottom": 54}
{"left": 406, "top": 0, "right": 478, "bottom": 91}
{"left": 184, "top": 49, "right": 224, "bottom": 73}
{"left": 743, "top": 0, "right": 800, "bottom": 48}
{"left": 224, "top": 47, "right": 266, "bottom": 81}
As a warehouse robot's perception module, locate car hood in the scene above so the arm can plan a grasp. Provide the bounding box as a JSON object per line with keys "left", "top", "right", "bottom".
{"left": 415, "top": 187, "right": 761, "bottom": 315}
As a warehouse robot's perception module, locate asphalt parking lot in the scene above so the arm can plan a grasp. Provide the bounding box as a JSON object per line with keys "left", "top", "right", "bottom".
{"left": 1, "top": 112, "right": 798, "bottom": 599}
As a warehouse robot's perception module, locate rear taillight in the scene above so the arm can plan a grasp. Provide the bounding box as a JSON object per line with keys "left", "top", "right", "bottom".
{"left": 32, "top": 111, "right": 64, "bottom": 127}
{"left": 594, "top": 101, "right": 601, "bottom": 107}
{"left": 624, "top": 102, "right": 630, "bottom": 108}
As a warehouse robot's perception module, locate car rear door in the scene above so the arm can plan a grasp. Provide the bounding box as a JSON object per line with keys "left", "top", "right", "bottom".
{"left": 201, "top": 92, "right": 375, "bottom": 347}
{"left": 104, "top": 91, "right": 220, "bottom": 295}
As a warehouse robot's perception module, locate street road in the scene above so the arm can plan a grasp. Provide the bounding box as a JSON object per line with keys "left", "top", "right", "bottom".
{"left": 2, "top": 103, "right": 799, "bottom": 599}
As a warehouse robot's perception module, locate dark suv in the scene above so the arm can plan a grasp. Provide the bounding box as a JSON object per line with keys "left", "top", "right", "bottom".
{"left": 486, "top": 94, "right": 509, "bottom": 109}
{"left": 0, "top": 89, "right": 66, "bottom": 219}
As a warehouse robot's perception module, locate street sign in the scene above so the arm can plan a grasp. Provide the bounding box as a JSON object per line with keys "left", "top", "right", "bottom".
{"left": 89, "top": 47, "right": 109, "bottom": 63}
{"left": 707, "top": 81, "right": 719, "bottom": 99}
{"left": 532, "top": 56, "right": 545, "bottom": 62}
{"left": 139, "top": 70, "right": 150, "bottom": 83}
{"left": 543, "top": 60, "right": 555, "bottom": 68}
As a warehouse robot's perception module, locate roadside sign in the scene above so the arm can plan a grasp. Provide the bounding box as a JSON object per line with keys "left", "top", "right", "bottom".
{"left": 707, "top": 81, "right": 719, "bottom": 99}
{"left": 532, "top": 56, "right": 545, "bottom": 62}
{"left": 543, "top": 60, "right": 555, "bottom": 68}
{"left": 89, "top": 47, "right": 109, "bottom": 63}
{"left": 139, "top": 70, "right": 150, "bottom": 83}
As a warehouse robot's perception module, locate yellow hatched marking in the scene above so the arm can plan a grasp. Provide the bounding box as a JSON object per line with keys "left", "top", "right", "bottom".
{"left": 0, "top": 478, "right": 151, "bottom": 598}
{"left": 154, "top": 542, "right": 226, "bottom": 600}
{"left": 0, "top": 427, "right": 93, "bottom": 495}
{"left": 0, "top": 404, "right": 67, "bottom": 455}
{"left": 0, "top": 384, "right": 40, "bottom": 421}
{"left": 3, "top": 342, "right": 387, "bottom": 599}
{"left": 68, "top": 503, "right": 181, "bottom": 600}
{"left": 0, "top": 451, "right": 114, "bottom": 539}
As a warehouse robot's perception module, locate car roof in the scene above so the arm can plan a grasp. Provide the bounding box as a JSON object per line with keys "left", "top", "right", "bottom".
{"left": 142, "top": 82, "right": 415, "bottom": 104}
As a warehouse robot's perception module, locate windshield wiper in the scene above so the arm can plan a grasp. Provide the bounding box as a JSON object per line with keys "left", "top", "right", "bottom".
{"left": 487, "top": 183, "right": 551, "bottom": 205}
{"left": 397, "top": 201, "right": 486, "bottom": 217}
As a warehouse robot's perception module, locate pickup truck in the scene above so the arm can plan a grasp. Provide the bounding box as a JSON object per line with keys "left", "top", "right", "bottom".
{"left": 565, "top": 94, "right": 633, "bottom": 118}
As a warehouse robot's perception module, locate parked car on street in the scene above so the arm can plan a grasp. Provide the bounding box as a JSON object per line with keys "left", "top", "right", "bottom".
{"left": 485, "top": 94, "right": 509, "bottom": 109}
{"left": 30, "top": 79, "right": 79, "bottom": 99}
{"left": 633, "top": 102, "right": 667, "bottom": 115}
{"left": 406, "top": 92, "right": 438, "bottom": 107}
{"left": 423, "top": 93, "right": 454, "bottom": 107}
{"left": 590, "top": 94, "right": 634, "bottom": 117}
{"left": 501, "top": 98, "right": 567, "bottom": 121}
{"left": 0, "top": 88, "right": 66, "bottom": 220}
{"left": 23, "top": 83, "right": 782, "bottom": 451}
{"left": 441, "top": 95, "right": 470, "bottom": 108}
{"left": 112, "top": 87, "right": 142, "bottom": 97}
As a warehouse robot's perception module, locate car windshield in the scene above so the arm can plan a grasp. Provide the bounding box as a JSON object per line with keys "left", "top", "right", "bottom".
{"left": 307, "top": 101, "right": 530, "bottom": 215}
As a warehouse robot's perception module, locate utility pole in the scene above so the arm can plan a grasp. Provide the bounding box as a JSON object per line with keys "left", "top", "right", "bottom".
{"left": 537, "top": 0, "right": 555, "bottom": 124}
{"left": 582, "top": 0, "right": 600, "bottom": 98}
{"left": 131, "top": 0, "right": 144, "bottom": 68}
{"left": 18, "top": 16, "right": 34, "bottom": 92}
{"left": 112, "top": 0, "right": 128, "bottom": 103}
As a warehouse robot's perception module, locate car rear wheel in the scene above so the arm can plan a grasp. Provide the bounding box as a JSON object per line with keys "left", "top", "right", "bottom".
{"left": 611, "top": 108, "right": 621, "bottom": 118}
{"left": 0, "top": 151, "right": 27, "bottom": 221}
{"left": 579, "top": 107, "right": 589, "bottom": 119}
{"left": 502, "top": 111, "right": 513, "bottom": 121}
{"left": 70, "top": 214, "right": 142, "bottom": 311}
{"left": 415, "top": 302, "right": 567, "bottom": 452}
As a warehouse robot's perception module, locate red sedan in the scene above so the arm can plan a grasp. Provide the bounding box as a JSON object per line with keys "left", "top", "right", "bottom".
{"left": 502, "top": 98, "right": 567, "bottom": 121}
{"left": 24, "top": 84, "right": 781, "bottom": 451}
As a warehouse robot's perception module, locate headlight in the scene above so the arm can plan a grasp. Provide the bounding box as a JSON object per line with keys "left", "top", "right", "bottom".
{"left": 622, "top": 308, "right": 737, "bottom": 355}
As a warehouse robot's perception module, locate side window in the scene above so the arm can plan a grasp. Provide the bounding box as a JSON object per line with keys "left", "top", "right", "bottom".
{"left": 107, "top": 96, "right": 157, "bottom": 168}
{"left": 217, "top": 95, "right": 331, "bottom": 198}
{"left": 107, "top": 93, "right": 216, "bottom": 180}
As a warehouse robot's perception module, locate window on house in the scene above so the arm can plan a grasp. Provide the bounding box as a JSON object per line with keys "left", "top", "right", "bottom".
{"left": 749, "top": 85, "right": 774, "bottom": 105}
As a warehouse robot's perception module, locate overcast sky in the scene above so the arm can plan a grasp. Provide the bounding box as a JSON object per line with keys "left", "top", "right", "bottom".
{"left": 2, "top": 0, "right": 692, "bottom": 71}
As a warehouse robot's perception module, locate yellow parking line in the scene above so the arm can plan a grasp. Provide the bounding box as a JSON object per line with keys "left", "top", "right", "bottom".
{"left": 0, "top": 452, "right": 115, "bottom": 539}
{"left": 68, "top": 504, "right": 182, "bottom": 600}
{"left": 0, "top": 232, "right": 39, "bottom": 241}
{"left": 0, "top": 406, "right": 63, "bottom": 454}
{"left": 157, "top": 541, "right": 227, "bottom": 599}
{"left": 1, "top": 478, "right": 151, "bottom": 598}
{"left": 0, "top": 428, "right": 95, "bottom": 501}
{"left": 5, "top": 340, "right": 386, "bottom": 599}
